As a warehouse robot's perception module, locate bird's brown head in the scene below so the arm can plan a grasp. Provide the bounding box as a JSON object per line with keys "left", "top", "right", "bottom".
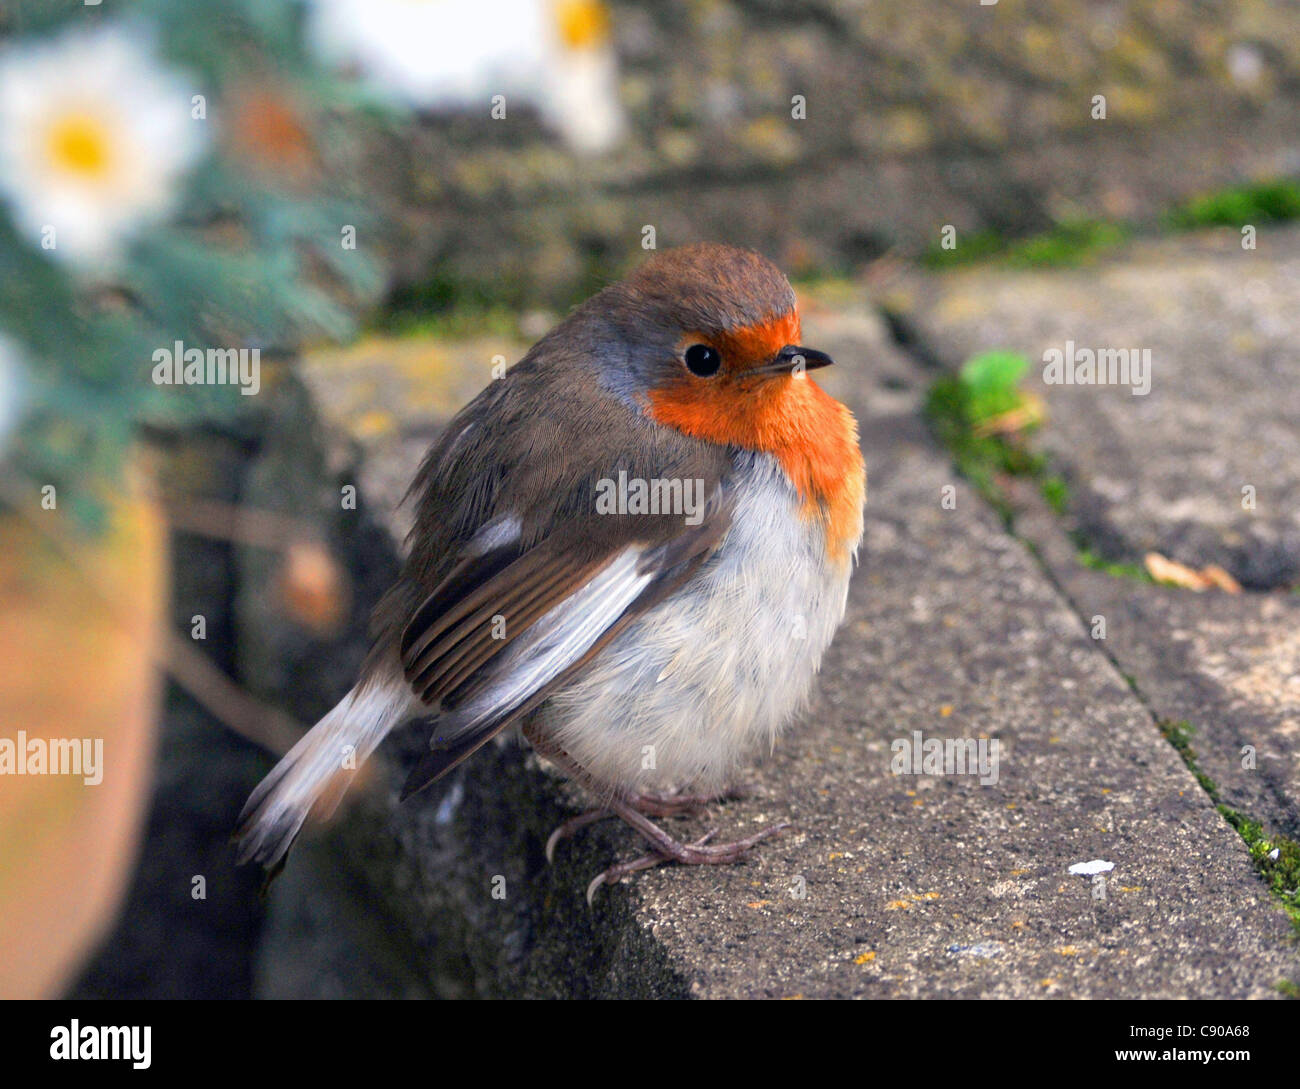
{"left": 594, "top": 243, "right": 826, "bottom": 394}
{"left": 582, "top": 243, "right": 835, "bottom": 438}
{"left": 582, "top": 243, "right": 863, "bottom": 559}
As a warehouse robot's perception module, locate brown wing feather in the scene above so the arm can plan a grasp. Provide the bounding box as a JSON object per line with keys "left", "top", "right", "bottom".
{"left": 406, "top": 552, "right": 606, "bottom": 706}
{"left": 398, "top": 494, "right": 733, "bottom": 800}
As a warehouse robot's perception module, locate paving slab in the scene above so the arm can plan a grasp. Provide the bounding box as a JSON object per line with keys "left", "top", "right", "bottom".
{"left": 259, "top": 298, "right": 1300, "bottom": 998}
{"left": 887, "top": 226, "right": 1300, "bottom": 589}
{"left": 883, "top": 229, "right": 1300, "bottom": 849}
{"left": 1008, "top": 477, "right": 1300, "bottom": 843}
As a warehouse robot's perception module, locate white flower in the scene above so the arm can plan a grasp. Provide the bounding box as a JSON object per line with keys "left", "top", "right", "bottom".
{"left": 311, "top": 0, "right": 548, "bottom": 107}
{"left": 544, "top": 2, "right": 625, "bottom": 155}
{"left": 309, "top": 0, "right": 624, "bottom": 153}
{"left": 0, "top": 23, "right": 205, "bottom": 266}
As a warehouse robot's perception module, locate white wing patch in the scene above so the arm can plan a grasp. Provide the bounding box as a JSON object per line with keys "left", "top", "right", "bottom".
{"left": 466, "top": 512, "right": 522, "bottom": 556}
{"left": 437, "top": 547, "right": 652, "bottom": 739}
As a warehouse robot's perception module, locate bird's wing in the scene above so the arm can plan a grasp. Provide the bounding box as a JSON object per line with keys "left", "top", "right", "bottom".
{"left": 396, "top": 487, "right": 732, "bottom": 799}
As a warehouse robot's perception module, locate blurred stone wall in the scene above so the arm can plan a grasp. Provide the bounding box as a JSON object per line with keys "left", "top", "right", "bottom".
{"left": 370, "top": 0, "right": 1300, "bottom": 304}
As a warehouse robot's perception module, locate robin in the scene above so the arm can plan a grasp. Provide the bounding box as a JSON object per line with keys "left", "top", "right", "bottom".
{"left": 237, "top": 243, "right": 866, "bottom": 900}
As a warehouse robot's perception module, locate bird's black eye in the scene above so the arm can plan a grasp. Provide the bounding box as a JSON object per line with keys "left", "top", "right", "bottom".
{"left": 684, "top": 343, "right": 722, "bottom": 377}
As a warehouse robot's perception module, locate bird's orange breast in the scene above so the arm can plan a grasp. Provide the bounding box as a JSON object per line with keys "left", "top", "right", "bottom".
{"left": 647, "top": 373, "right": 866, "bottom": 565}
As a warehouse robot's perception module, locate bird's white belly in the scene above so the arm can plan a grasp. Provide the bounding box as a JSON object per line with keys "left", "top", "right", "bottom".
{"left": 535, "top": 451, "right": 858, "bottom": 796}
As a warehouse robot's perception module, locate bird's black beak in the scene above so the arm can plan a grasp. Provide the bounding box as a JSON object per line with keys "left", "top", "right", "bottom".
{"left": 780, "top": 345, "right": 834, "bottom": 372}
{"left": 745, "top": 345, "right": 835, "bottom": 379}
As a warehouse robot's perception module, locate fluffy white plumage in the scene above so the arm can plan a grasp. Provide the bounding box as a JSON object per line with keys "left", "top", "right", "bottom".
{"left": 537, "top": 450, "right": 860, "bottom": 796}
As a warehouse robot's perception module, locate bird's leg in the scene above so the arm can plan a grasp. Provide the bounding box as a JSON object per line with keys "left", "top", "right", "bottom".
{"left": 530, "top": 728, "right": 628, "bottom": 861}
{"left": 543, "top": 790, "right": 732, "bottom": 860}
{"left": 625, "top": 784, "right": 749, "bottom": 817}
{"left": 585, "top": 803, "right": 791, "bottom": 903}
{"left": 523, "top": 722, "right": 789, "bottom": 893}
{"left": 607, "top": 796, "right": 790, "bottom": 866}
{"left": 543, "top": 789, "right": 738, "bottom": 861}
{"left": 584, "top": 831, "right": 716, "bottom": 904}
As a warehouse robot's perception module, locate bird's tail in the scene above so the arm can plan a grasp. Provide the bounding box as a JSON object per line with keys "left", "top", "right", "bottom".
{"left": 235, "top": 661, "right": 414, "bottom": 868}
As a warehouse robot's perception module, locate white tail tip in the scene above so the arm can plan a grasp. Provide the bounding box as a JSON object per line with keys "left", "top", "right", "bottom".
{"left": 235, "top": 668, "right": 412, "bottom": 868}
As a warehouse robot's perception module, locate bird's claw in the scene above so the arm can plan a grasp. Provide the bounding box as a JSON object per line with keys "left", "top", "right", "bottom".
{"left": 586, "top": 831, "right": 718, "bottom": 905}
{"left": 544, "top": 808, "right": 613, "bottom": 864}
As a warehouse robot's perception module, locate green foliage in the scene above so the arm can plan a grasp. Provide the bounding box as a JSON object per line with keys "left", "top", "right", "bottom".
{"left": 923, "top": 220, "right": 1128, "bottom": 270}
{"left": 924, "top": 351, "right": 1042, "bottom": 519}
{"left": 380, "top": 240, "right": 626, "bottom": 337}
{"left": 922, "top": 229, "right": 1007, "bottom": 269}
{"left": 1157, "top": 719, "right": 1220, "bottom": 798}
{"left": 1004, "top": 220, "right": 1128, "bottom": 268}
{"left": 0, "top": 0, "right": 389, "bottom": 530}
{"left": 380, "top": 307, "right": 526, "bottom": 342}
{"left": 927, "top": 354, "right": 1165, "bottom": 581}
{"left": 1040, "top": 474, "right": 1070, "bottom": 514}
{"left": 1168, "top": 180, "right": 1300, "bottom": 229}
{"left": 1075, "top": 546, "right": 1152, "bottom": 583}
{"left": 1218, "top": 806, "right": 1300, "bottom": 933}
{"left": 380, "top": 274, "right": 525, "bottom": 340}
{"left": 958, "top": 349, "right": 1030, "bottom": 422}
{"left": 926, "top": 180, "right": 1300, "bottom": 272}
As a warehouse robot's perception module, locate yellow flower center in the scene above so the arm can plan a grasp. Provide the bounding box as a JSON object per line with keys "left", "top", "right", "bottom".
{"left": 46, "top": 113, "right": 113, "bottom": 179}
{"left": 555, "top": 0, "right": 609, "bottom": 50}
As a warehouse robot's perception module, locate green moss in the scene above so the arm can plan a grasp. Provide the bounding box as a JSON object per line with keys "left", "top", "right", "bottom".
{"left": 1004, "top": 220, "right": 1128, "bottom": 268}
{"left": 959, "top": 350, "right": 1031, "bottom": 419}
{"left": 922, "top": 220, "right": 1128, "bottom": 270}
{"left": 1167, "top": 180, "right": 1300, "bottom": 229}
{"left": 1158, "top": 719, "right": 1221, "bottom": 797}
{"left": 1040, "top": 474, "right": 1070, "bottom": 514}
{"left": 1076, "top": 545, "right": 1152, "bottom": 583}
{"left": 379, "top": 304, "right": 523, "bottom": 341}
{"left": 1278, "top": 979, "right": 1300, "bottom": 999}
{"left": 921, "top": 229, "right": 1008, "bottom": 269}
{"left": 924, "top": 179, "right": 1300, "bottom": 273}
{"left": 788, "top": 269, "right": 856, "bottom": 291}
{"left": 1157, "top": 719, "right": 1300, "bottom": 935}
{"left": 924, "top": 357, "right": 1174, "bottom": 589}
{"left": 374, "top": 273, "right": 523, "bottom": 339}
{"left": 1219, "top": 806, "right": 1300, "bottom": 934}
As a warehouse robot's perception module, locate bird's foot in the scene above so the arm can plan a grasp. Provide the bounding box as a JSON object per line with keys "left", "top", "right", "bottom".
{"left": 543, "top": 786, "right": 747, "bottom": 862}
{"left": 586, "top": 831, "right": 717, "bottom": 904}
{"left": 584, "top": 798, "right": 791, "bottom": 904}
{"left": 544, "top": 808, "right": 613, "bottom": 864}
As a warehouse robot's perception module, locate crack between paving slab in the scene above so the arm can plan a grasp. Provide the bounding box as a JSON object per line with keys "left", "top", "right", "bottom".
{"left": 879, "top": 279, "right": 1297, "bottom": 595}
{"left": 871, "top": 303, "right": 1183, "bottom": 749}
{"left": 873, "top": 300, "right": 1300, "bottom": 956}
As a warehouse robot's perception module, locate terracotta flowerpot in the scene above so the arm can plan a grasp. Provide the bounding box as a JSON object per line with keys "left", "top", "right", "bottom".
{"left": 0, "top": 464, "right": 168, "bottom": 998}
